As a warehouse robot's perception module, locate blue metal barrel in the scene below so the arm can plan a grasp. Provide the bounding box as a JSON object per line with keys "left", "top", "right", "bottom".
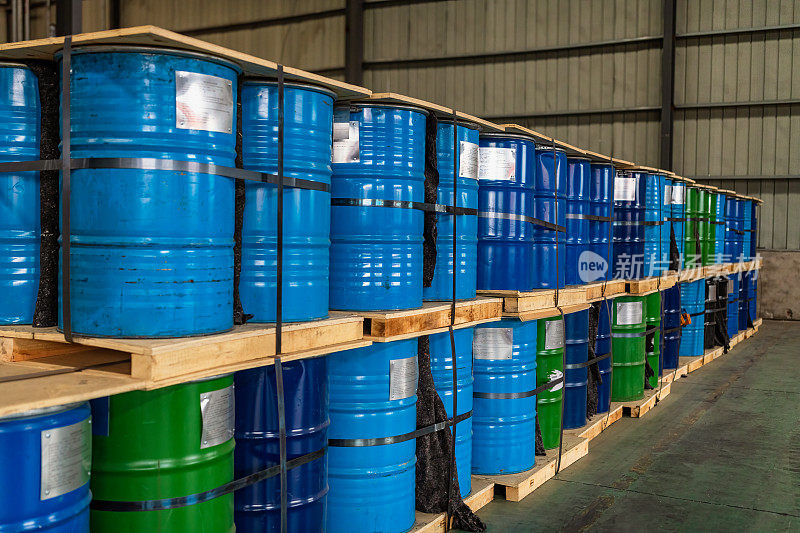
{"left": 595, "top": 301, "right": 612, "bottom": 413}
{"left": 472, "top": 319, "right": 537, "bottom": 474}
{"left": 671, "top": 180, "right": 686, "bottom": 269}
{"left": 330, "top": 104, "right": 426, "bottom": 311}
{"left": 477, "top": 133, "right": 537, "bottom": 291}
{"left": 742, "top": 198, "right": 753, "bottom": 261}
{"left": 643, "top": 173, "right": 663, "bottom": 276}
{"left": 0, "top": 64, "right": 40, "bottom": 325}
{"left": 733, "top": 197, "right": 745, "bottom": 263}
{"left": 234, "top": 359, "right": 328, "bottom": 533}
{"left": 749, "top": 201, "right": 758, "bottom": 259}
{"left": 429, "top": 328, "right": 474, "bottom": 496}
{"left": 724, "top": 192, "right": 739, "bottom": 264}
{"left": 661, "top": 284, "right": 682, "bottom": 369}
{"left": 563, "top": 309, "right": 588, "bottom": 429}
{"left": 565, "top": 158, "right": 591, "bottom": 285}
{"left": 424, "top": 121, "right": 479, "bottom": 301}
{"left": 327, "top": 340, "right": 417, "bottom": 533}
{"left": 60, "top": 47, "right": 238, "bottom": 337}
{"left": 739, "top": 271, "right": 749, "bottom": 331}
{"left": 0, "top": 403, "right": 91, "bottom": 531}
{"left": 679, "top": 280, "right": 705, "bottom": 357}
{"left": 589, "top": 163, "right": 614, "bottom": 282}
{"left": 613, "top": 171, "right": 645, "bottom": 280}
{"left": 533, "top": 145, "right": 567, "bottom": 289}
{"left": 713, "top": 192, "right": 726, "bottom": 263}
{"left": 662, "top": 176, "right": 673, "bottom": 270}
{"left": 727, "top": 273, "right": 739, "bottom": 338}
{"left": 747, "top": 270, "right": 757, "bottom": 324}
{"left": 240, "top": 81, "right": 334, "bottom": 323}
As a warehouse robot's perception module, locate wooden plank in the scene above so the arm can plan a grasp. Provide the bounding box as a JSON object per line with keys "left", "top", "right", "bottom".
{"left": 358, "top": 298, "right": 503, "bottom": 339}
{"left": 586, "top": 279, "right": 626, "bottom": 302}
{"left": 626, "top": 273, "right": 678, "bottom": 295}
{"left": 681, "top": 354, "right": 706, "bottom": 374}
{"left": 0, "top": 337, "right": 93, "bottom": 362}
{"left": 660, "top": 363, "right": 689, "bottom": 384}
{"left": 410, "top": 478, "right": 495, "bottom": 533}
{"left": 0, "top": 26, "right": 370, "bottom": 98}
{"left": 621, "top": 382, "right": 671, "bottom": 418}
{"left": 474, "top": 434, "right": 588, "bottom": 503}
{"left": 566, "top": 405, "right": 624, "bottom": 443}
{"left": 515, "top": 303, "right": 590, "bottom": 322}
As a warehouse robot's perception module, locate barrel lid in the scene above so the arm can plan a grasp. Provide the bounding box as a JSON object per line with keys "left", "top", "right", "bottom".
{"left": 535, "top": 144, "right": 567, "bottom": 153}
{"left": 339, "top": 101, "right": 430, "bottom": 116}
{"left": 0, "top": 61, "right": 33, "bottom": 70}
{"left": 190, "top": 372, "right": 234, "bottom": 384}
{"left": 479, "top": 131, "right": 536, "bottom": 143}
{"left": 56, "top": 45, "right": 242, "bottom": 74}
{"left": 0, "top": 402, "right": 85, "bottom": 422}
{"left": 243, "top": 79, "right": 337, "bottom": 100}
{"left": 567, "top": 155, "right": 592, "bottom": 162}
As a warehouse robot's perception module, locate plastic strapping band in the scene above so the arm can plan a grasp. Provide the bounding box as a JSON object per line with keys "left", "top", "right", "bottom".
{"left": 90, "top": 447, "right": 326, "bottom": 511}
{"left": 328, "top": 411, "right": 473, "bottom": 447}
{"left": 446, "top": 108, "right": 458, "bottom": 523}
{"left": 611, "top": 331, "right": 646, "bottom": 338}
{"left": 662, "top": 326, "right": 682, "bottom": 334}
{"left": 479, "top": 210, "right": 566, "bottom": 232}
{"left": 276, "top": 65, "right": 287, "bottom": 533}
{"left": 473, "top": 378, "right": 564, "bottom": 399}
{"left": 0, "top": 158, "right": 330, "bottom": 192}
{"left": 61, "top": 36, "right": 72, "bottom": 343}
{"left": 563, "top": 351, "right": 611, "bottom": 370}
{"left": 689, "top": 311, "right": 704, "bottom": 317}
{"left": 565, "top": 213, "right": 613, "bottom": 222}
{"left": 667, "top": 217, "right": 686, "bottom": 222}
{"left": 331, "top": 197, "right": 477, "bottom": 216}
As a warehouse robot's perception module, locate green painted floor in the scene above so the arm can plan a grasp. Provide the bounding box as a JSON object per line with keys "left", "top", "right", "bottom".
{"left": 469, "top": 320, "right": 800, "bottom": 532}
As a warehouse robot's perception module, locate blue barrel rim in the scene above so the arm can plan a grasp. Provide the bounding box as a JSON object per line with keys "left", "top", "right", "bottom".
{"left": 56, "top": 44, "right": 243, "bottom": 74}
{"left": 242, "top": 79, "right": 337, "bottom": 100}
{"left": 337, "top": 101, "right": 431, "bottom": 117}
{"left": 0, "top": 61, "right": 35, "bottom": 70}
{"left": 0, "top": 402, "right": 84, "bottom": 422}
{"left": 534, "top": 144, "right": 567, "bottom": 154}
{"left": 480, "top": 132, "right": 536, "bottom": 143}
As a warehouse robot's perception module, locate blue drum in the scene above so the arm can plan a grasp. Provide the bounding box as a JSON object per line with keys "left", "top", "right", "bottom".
{"left": 327, "top": 340, "right": 418, "bottom": 533}
{"left": 727, "top": 273, "right": 740, "bottom": 338}
{"left": 589, "top": 163, "right": 614, "bottom": 283}
{"left": 240, "top": 81, "right": 334, "bottom": 323}
{"left": 234, "top": 360, "right": 328, "bottom": 533}
{"left": 662, "top": 176, "right": 673, "bottom": 270}
{"left": 429, "top": 328, "right": 474, "bottom": 496}
{"left": 595, "top": 301, "right": 612, "bottom": 413}
{"left": 749, "top": 200, "right": 758, "bottom": 259}
{"left": 742, "top": 198, "right": 753, "bottom": 261}
{"left": 643, "top": 173, "right": 663, "bottom": 276}
{"left": 477, "top": 133, "right": 537, "bottom": 291}
{"left": 671, "top": 179, "right": 686, "bottom": 269}
{"left": 472, "top": 319, "right": 537, "bottom": 474}
{"left": 565, "top": 158, "right": 591, "bottom": 286}
{"left": 563, "top": 309, "right": 589, "bottom": 429}
{"left": 330, "top": 104, "right": 426, "bottom": 311}
{"left": 739, "top": 271, "right": 749, "bottom": 331}
{"left": 0, "top": 63, "right": 40, "bottom": 325}
{"left": 747, "top": 270, "right": 757, "bottom": 324}
{"left": 724, "top": 192, "right": 739, "bottom": 265}
{"left": 613, "top": 171, "right": 645, "bottom": 280}
{"left": 713, "top": 192, "right": 726, "bottom": 264}
{"left": 661, "top": 284, "right": 682, "bottom": 369}
{"left": 424, "top": 121, "right": 479, "bottom": 301}
{"left": 0, "top": 403, "right": 91, "bottom": 532}
{"left": 534, "top": 145, "right": 567, "bottom": 289}
{"left": 60, "top": 47, "right": 239, "bottom": 337}
{"left": 679, "top": 280, "right": 705, "bottom": 357}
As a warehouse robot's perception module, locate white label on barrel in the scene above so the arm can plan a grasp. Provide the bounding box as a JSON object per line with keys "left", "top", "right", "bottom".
{"left": 175, "top": 71, "right": 233, "bottom": 134}
{"left": 478, "top": 146, "right": 516, "bottom": 181}
{"left": 728, "top": 281, "right": 734, "bottom": 295}
{"left": 614, "top": 176, "right": 637, "bottom": 202}
{"left": 200, "top": 384, "right": 235, "bottom": 449}
{"left": 708, "top": 284, "right": 716, "bottom": 300}
{"left": 617, "top": 301, "right": 643, "bottom": 325}
{"left": 459, "top": 141, "right": 479, "bottom": 179}
{"left": 389, "top": 356, "right": 419, "bottom": 401}
{"left": 548, "top": 369, "right": 564, "bottom": 392}
{"left": 473, "top": 328, "right": 513, "bottom": 360}
{"left": 672, "top": 184, "right": 685, "bottom": 205}
{"left": 40, "top": 418, "right": 91, "bottom": 500}
{"left": 545, "top": 319, "right": 565, "bottom": 350}
{"left": 332, "top": 108, "right": 360, "bottom": 164}
{"left": 664, "top": 184, "right": 672, "bottom": 205}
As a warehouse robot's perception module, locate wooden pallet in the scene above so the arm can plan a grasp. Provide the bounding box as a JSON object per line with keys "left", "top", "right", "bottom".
{"left": 0, "top": 316, "right": 369, "bottom": 417}
{"left": 625, "top": 273, "right": 678, "bottom": 295}
{"left": 478, "top": 285, "right": 587, "bottom": 315}
{"left": 620, "top": 381, "right": 672, "bottom": 418}
{"left": 410, "top": 478, "right": 495, "bottom": 533}
{"left": 474, "top": 434, "right": 588, "bottom": 502}
{"left": 680, "top": 354, "right": 706, "bottom": 374}
{"left": 585, "top": 279, "right": 627, "bottom": 302}
{"left": 356, "top": 297, "right": 502, "bottom": 341}
{"left": 565, "top": 405, "right": 624, "bottom": 443}
{"left": 660, "top": 363, "right": 689, "bottom": 384}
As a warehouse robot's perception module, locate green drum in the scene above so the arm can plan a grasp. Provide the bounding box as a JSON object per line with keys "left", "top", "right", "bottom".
{"left": 645, "top": 292, "right": 662, "bottom": 389}
{"left": 91, "top": 375, "right": 235, "bottom": 532}
{"left": 536, "top": 315, "right": 564, "bottom": 450}
{"left": 611, "top": 296, "right": 646, "bottom": 402}
{"left": 700, "top": 187, "right": 715, "bottom": 266}
{"left": 684, "top": 185, "right": 701, "bottom": 268}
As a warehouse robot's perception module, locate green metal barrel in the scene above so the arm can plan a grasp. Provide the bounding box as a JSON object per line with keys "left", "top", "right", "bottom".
{"left": 700, "top": 187, "right": 715, "bottom": 266}
{"left": 91, "top": 375, "right": 235, "bottom": 532}
{"left": 684, "top": 186, "right": 701, "bottom": 267}
{"left": 611, "top": 296, "right": 646, "bottom": 402}
{"left": 536, "top": 315, "right": 564, "bottom": 450}
{"left": 645, "top": 292, "right": 662, "bottom": 389}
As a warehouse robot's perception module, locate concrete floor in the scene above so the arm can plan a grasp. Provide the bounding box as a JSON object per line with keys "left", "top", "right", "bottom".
{"left": 470, "top": 320, "right": 800, "bottom": 532}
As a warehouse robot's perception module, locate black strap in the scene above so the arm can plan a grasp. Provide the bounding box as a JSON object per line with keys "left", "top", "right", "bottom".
{"left": 328, "top": 410, "right": 473, "bottom": 447}
{"left": 563, "top": 351, "right": 611, "bottom": 370}
{"left": 662, "top": 325, "right": 682, "bottom": 334}
{"left": 275, "top": 66, "right": 287, "bottom": 533}
{"left": 61, "top": 36, "right": 72, "bottom": 343}
{"left": 667, "top": 217, "right": 686, "bottom": 222}
{"left": 565, "top": 213, "right": 613, "bottom": 222}
{"left": 90, "top": 447, "right": 326, "bottom": 512}
{"left": 446, "top": 108, "right": 458, "bottom": 523}
{"left": 0, "top": 158, "right": 330, "bottom": 193}
{"left": 474, "top": 376, "right": 564, "bottom": 400}
{"left": 689, "top": 311, "right": 704, "bottom": 317}
{"left": 480, "top": 210, "right": 566, "bottom": 232}
{"left": 613, "top": 220, "right": 663, "bottom": 226}
{"left": 331, "top": 197, "right": 477, "bottom": 216}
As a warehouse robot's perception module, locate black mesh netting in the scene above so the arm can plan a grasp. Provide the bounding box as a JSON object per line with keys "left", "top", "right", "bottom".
{"left": 422, "top": 115, "right": 439, "bottom": 288}
{"left": 534, "top": 415, "right": 546, "bottom": 456}
{"left": 30, "top": 60, "right": 59, "bottom": 327}
{"left": 669, "top": 223, "right": 680, "bottom": 271}
{"left": 415, "top": 336, "right": 485, "bottom": 532}
{"left": 712, "top": 277, "right": 730, "bottom": 352}
{"left": 704, "top": 278, "right": 716, "bottom": 349}
{"left": 233, "top": 75, "right": 251, "bottom": 325}
{"left": 644, "top": 326, "right": 656, "bottom": 390}
{"left": 586, "top": 302, "right": 601, "bottom": 418}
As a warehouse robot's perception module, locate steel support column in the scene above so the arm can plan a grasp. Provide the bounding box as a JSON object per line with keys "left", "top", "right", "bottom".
{"left": 345, "top": 0, "right": 364, "bottom": 86}
{"left": 660, "top": 0, "right": 676, "bottom": 170}
{"left": 55, "top": 0, "right": 81, "bottom": 36}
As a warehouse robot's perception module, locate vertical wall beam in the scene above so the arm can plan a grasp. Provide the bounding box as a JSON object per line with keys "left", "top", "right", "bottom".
{"left": 345, "top": 0, "right": 364, "bottom": 85}
{"left": 660, "top": 0, "right": 676, "bottom": 170}
{"left": 109, "top": 0, "right": 122, "bottom": 29}
{"left": 55, "top": 0, "right": 81, "bottom": 36}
